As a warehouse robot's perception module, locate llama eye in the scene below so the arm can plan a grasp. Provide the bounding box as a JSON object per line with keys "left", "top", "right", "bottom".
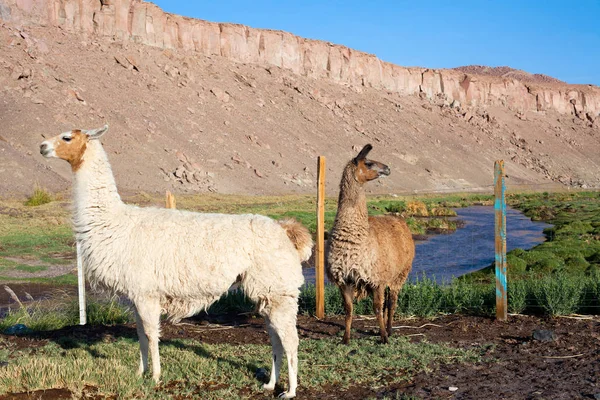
{"left": 63, "top": 137, "right": 72, "bottom": 142}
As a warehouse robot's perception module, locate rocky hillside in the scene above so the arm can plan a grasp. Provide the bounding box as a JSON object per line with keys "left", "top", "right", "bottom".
{"left": 453, "top": 66, "right": 565, "bottom": 85}
{"left": 0, "top": 1, "right": 599, "bottom": 197}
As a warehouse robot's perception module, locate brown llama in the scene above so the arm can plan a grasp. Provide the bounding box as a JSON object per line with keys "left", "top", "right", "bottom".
{"left": 326, "top": 144, "right": 415, "bottom": 344}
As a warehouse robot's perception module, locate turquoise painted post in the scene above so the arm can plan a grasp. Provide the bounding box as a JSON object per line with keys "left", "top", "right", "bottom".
{"left": 494, "top": 160, "right": 508, "bottom": 321}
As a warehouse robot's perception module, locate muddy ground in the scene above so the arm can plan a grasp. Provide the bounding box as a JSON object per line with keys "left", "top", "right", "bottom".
{"left": 1, "top": 312, "right": 599, "bottom": 399}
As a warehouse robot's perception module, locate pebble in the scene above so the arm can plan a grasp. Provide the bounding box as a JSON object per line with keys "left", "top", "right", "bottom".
{"left": 532, "top": 329, "right": 557, "bottom": 342}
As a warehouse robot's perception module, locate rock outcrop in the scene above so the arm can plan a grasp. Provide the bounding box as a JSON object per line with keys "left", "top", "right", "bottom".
{"left": 1, "top": 0, "right": 599, "bottom": 118}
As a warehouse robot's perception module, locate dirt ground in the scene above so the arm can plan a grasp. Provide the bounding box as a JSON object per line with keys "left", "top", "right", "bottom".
{"left": 1, "top": 312, "right": 599, "bottom": 399}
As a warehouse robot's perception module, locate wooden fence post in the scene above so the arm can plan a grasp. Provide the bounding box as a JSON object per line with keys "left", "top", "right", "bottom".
{"left": 316, "top": 156, "right": 326, "bottom": 319}
{"left": 76, "top": 241, "right": 86, "bottom": 325}
{"left": 494, "top": 160, "right": 508, "bottom": 321}
{"left": 166, "top": 191, "right": 176, "bottom": 209}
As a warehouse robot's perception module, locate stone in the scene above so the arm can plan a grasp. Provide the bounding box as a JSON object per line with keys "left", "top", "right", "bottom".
{"left": 125, "top": 56, "right": 140, "bottom": 71}
{"left": 532, "top": 329, "right": 557, "bottom": 342}
{"left": 4, "top": 324, "right": 30, "bottom": 335}
{"left": 450, "top": 99, "right": 461, "bottom": 108}
{"left": 114, "top": 55, "right": 132, "bottom": 70}
{"left": 210, "top": 88, "right": 230, "bottom": 102}
{"left": 255, "top": 367, "right": 268, "bottom": 382}
{"left": 174, "top": 166, "right": 185, "bottom": 178}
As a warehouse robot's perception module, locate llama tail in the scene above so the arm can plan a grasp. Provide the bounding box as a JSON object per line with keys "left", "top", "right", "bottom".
{"left": 278, "top": 218, "right": 314, "bottom": 262}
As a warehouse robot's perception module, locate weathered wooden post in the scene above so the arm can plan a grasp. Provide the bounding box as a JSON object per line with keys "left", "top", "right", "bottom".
{"left": 494, "top": 160, "right": 508, "bottom": 321}
{"left": 76, "top": 241, "right": 86, "bottom": 325}
{"left": 166, "top": 191, "right": 176, "bottom": 209}
{"left": 316, "top": 156, "right": 326, "bottom": 319}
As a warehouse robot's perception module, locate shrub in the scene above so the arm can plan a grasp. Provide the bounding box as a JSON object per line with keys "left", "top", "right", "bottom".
{"left": 429, "top": 207, "right": 457, "bottom": 217}
{"left": 405, "top": 201, "right": 428, "bottom": 217}
{"left": 442, "top": 279, "right": 489, "bottom": 314}
{"left": 207, "top": 289, "right": 255, "bottom": 315}
{"left": 564, "top": 254, "right": 590, "bottom": 272}
{"left": 507, "top": 253, "right": 527, "bottom": 275}
{"left": 24, "top": 186, "right": 53, "bottom": 206}
{"left": 383, "top": 201, "right": 407, "bottom": 214}
{"left": 507, "top": 279, "right": 528, "bottom": 314}
{"left": 81, "top": 297, "right": 133, "bottom": 325}
{"left": 532, "top": 273, "right": 584, "bottom": 316}
{"left": 397, "top": 275, "right": 443, "bottom": 317}
{"left": 523, "top": 251, "right": 565, "bottom": 273}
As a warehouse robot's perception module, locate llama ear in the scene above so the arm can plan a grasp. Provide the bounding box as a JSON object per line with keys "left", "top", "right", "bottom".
{"left": 84, "top": 124, "right": 109, "bottom": 140}
{"left": 353, "top": 144, "right": 373, "bottom": 165}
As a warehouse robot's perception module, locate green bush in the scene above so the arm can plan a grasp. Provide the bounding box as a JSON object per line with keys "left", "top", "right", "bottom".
{"left": 442, "top": 279, "right": 491, "bottom": 315}
{"left": 397, "top": 276, "right": 443, "bottom": 317}
{"left": 507, "top": 279, "right": 528, "bottom": 314}
{"left": 555, "top": 221, "right": 594, "bottom": 236}
{"left": 81, "top": 297, "right": 133, "bottom": 325}
{"left": 24, "top": 186, "right": 53, "bottom": 207}
{"left": 523, "top": 251, "right": 565, "bottom": 273}
{"left": 532, "top": 273, "right": 584, "bottom": 316}
{"left": 564, "top": 254, "right": 590, "bottom": 272}
{"left": 383, "top": 201, "right": 407, "bottom": 214}
{"left": 507, "top": 253, "right": 527, "bottom": 275}
{"left": 207, "top": 289, "right": 255, "bottom": 315}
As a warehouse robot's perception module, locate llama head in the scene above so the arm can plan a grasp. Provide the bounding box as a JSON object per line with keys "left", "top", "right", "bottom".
{"left": 40, "top": 125, "right": 109, "bottom": 171}
{"left": 351, "top": 144, "right": 390, "bottom": 183}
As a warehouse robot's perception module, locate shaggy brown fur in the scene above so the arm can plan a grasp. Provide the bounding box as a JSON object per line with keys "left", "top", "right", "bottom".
{"left": 326, "top": 144, "right": 415, "bottom": 344}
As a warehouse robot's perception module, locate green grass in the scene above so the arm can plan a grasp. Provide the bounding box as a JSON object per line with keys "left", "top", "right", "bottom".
{"left": 0, "top": 335, "right": 481, "bottom": 398}
{"left": 0, "top": 296, "right": 132, "bottom": 332}
{"left": 0, "top": 199, "right": 73, "bottom": 282}
{"left": 0, "top": 193, "right": 478, "bottom": 284}
{"left": 468, "top": 191, "right": 600, "bottom": 280}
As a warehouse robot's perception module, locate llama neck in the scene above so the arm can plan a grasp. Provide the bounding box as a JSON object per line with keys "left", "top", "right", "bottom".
{"left": 72, "top": 140, "right": 123, "bottom": 233}
{"left": 332, "top": 164, "right": 369, "bottom": 237}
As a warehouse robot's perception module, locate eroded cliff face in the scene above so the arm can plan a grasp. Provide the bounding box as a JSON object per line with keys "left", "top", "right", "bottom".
{"left": 2, "top": 0, "right": 599, "bottom": 119}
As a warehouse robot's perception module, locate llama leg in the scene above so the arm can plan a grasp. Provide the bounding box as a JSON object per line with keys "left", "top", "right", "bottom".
{"left": 373, "top": 286, "right": 388, "bottom": 344}
{"left": 267, "top": 296, "right": 300, "bottom": 399}
{"left": 135, "top": 300, "right": 162, "bottom": 382}
{"left": 340, "top": 285, "right": 354, "bottom": 345}
{"left": 263, "top": 316, "right": 284, "bottom": 392}
{"left": 386, "top": 289, "right": 399, "bottom": 337}
{"left": 133, "top": 307, "right": 149, "bottom": 377}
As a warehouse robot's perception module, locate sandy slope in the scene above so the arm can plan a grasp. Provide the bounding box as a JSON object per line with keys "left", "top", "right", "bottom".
{"left": 1, "top": 23, "right": 599, "bottom": 198}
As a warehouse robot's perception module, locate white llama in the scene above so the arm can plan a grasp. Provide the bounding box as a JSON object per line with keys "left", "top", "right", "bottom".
{"left": 40, "top": 125, "right": 313, "bottom": 398}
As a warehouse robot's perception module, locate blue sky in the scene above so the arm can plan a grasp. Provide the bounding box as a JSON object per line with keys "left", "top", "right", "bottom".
{"left": 151, "top": 1, "right": 600, "bottom": 85}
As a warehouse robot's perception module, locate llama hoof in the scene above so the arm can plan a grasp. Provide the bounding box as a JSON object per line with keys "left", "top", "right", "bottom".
{"left": 342, "top": 336, "right": 351, "bottom": 345}
{"left": 263, "top": 383, "right": 276, "bottom": 391}
{"left": 380, "top": 335, "right": 389, "bottom": 344}
{"left": 277, "top": 391, "right": 296, "bottom": 399}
